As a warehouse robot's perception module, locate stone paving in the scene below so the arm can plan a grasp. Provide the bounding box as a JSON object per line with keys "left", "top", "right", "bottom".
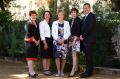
{"left": 0, "top": 61, "right": 120, "bottom": 79}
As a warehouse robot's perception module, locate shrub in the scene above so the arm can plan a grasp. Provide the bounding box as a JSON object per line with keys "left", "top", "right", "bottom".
{"left": 0, "top": 10, "right": 25, "bottom": 57}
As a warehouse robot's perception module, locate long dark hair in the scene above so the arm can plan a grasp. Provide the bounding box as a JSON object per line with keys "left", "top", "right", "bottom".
{"left": 43, "top": 11, "right": 52, "bottom": 22}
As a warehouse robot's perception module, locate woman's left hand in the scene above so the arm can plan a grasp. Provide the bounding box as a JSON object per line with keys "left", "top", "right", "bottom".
{"left": 35, "top": 40, "right": 40, "bottom": 46}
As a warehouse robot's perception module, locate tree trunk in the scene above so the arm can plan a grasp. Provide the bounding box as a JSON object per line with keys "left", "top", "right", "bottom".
{"left": 0, "top": 0, "right": 5, "bottom": 11}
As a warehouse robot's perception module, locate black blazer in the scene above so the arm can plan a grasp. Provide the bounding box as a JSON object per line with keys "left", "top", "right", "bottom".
{"left": 81, "top": 12, "right": 96, "bottom": 44}
{"left": 69, "top": 17, "right": 82, "bottom": 37}
{"left": 24, "top": 21, "right": 40, "bottom": 41}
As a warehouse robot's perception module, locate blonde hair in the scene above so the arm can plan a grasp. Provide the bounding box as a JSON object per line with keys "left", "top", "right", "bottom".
{"left": 57, "top": 9, "right": 65, "bottom": 15}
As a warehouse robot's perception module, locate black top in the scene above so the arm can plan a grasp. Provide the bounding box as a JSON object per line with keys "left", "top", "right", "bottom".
{"left": 69, "top": 17, "right": 82, "bottom": 37}
{"left": 24, "top": 21, "right": 40, "bottom": 41}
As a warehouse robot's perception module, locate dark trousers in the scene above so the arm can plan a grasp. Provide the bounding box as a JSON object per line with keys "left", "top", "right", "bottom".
{"left": 83, "top": 44, "right": 93, "bottom": 73}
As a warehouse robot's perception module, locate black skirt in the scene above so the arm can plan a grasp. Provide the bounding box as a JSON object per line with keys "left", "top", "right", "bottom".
{"left": 40, "top": 37, "right": 53, "bottom": 58}
{"left": 25, "top": 42, "right": 39, "bottom": 58}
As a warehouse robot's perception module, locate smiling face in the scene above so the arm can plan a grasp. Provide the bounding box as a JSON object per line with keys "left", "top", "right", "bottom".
{"left": 30, "top": 13, "right": 37, "bottom": 21}
{"left": 58, "top": 11, "right": 64, "bottom": 21}
{"left": 83, "top": 4, "right": 91, "bottom": 15}
{"left": 71, "top": 11, "right": 78, "bottom": 19}
{"left": 44, "top": 12, "right": 51, "bottom": 21}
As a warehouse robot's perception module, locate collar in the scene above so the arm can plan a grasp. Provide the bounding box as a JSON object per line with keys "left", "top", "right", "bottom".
{"left": 85, "top": 12, "right": 90, "bottom": 17}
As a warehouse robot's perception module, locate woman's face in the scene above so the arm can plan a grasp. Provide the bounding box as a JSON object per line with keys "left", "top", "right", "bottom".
{"left": 30, "top": 13, "right": 37, "bottom": 21}
{"left": 71, "top": 11, "right": 78, "bottom": 18}
{"left": 44, "top": 12, "right": 51, "bottom": 20}
{"left": 58, "top": 12, "right": 64, "bottom": 21}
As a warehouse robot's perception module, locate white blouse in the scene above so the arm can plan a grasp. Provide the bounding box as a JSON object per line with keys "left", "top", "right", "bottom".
{"left": 39, "top": 20, "right": 51, "bottom": 40}
{"left": 52, "top": 20, "right": 71, "bottom": 40}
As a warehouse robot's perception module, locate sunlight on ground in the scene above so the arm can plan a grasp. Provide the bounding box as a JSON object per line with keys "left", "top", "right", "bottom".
{"left": 11, "top": 74, "right": 28, "bottom": 78}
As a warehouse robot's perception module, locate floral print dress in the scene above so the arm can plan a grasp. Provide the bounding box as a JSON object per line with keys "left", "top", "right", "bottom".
{"left": 53, "top": 23, "right": 68, "bottom": 59}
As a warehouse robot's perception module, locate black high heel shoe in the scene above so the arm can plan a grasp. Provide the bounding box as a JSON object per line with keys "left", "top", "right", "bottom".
{"left": 29, "top": 73, "right": 38, "bottom": 78}
{"left": 75, "top": 69, "right": 80, "bottom": 74}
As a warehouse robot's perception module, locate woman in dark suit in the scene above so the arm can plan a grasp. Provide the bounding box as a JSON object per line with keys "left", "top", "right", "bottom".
{"left": 68, "top": 8, "right": 82, "bottom": 77}
{"left": 24, "top": 10, "right": 40, "bottom": 78}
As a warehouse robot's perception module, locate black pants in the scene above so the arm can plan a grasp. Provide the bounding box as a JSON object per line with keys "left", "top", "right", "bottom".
{"left": 83, "top": 44, "right": 93, "bottom": 73}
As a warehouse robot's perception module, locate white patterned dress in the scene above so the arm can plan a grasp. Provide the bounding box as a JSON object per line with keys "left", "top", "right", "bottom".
{"left": 53, "top": 23, "right": 68, "bottom": 59}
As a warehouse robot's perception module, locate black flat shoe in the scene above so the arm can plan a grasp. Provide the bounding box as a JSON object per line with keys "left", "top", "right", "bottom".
{"left": 80, "top": 72, "right": 93, "bottom": 78}
{"left": 43, "top": 72, "right": 52, "bottom": 76}
{"left": 43, "top": 70, "right": 52, "bottom": 76}
{"left": 35, "top": 73, "right": 38, "bottom": 76}
{"left": 29, "top": 73, "right": 38, "bottom": 78}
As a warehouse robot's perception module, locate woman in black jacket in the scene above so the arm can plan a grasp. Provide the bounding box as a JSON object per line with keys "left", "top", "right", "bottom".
{"left": 24, "top": 10, "right": 40, "bottom": 78}
{"left": 68, "top": 8, "right": 82, "bottom": 77}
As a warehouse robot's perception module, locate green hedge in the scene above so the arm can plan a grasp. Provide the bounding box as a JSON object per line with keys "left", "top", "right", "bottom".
{"left": 0, "top": 10, "right": 25, "bottom": 57}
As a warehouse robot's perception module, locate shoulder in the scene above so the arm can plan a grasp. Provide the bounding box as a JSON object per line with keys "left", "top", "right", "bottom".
{"left": 52, "top": 21, "right": 58, "bottom": 26}
{"left": 39, "top": 20, "right": 45, "bottom": 24}
{"left": 52, "top": 20, "right": 58, "bottom": 24}
{"left": 89, "top": 12, "right": 96, "bottom": 17}
{"left": 69, "top": 18, "right": 72, "bottom": 22}
{"left": 64, "top": 20, "right": 69, "bottom": 24}
{"left": 25, "top": 21, "right": 32, "bottom": 27}
{"left": 76, "top": 17, "right": 82, "bottom": 22}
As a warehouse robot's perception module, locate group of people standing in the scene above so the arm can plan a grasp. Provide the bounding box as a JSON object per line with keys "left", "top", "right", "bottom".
{"left": 24, "top": 3, "right": 96, "bottom": 78}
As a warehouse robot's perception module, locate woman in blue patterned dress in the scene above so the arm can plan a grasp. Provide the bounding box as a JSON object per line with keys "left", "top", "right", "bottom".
{"left": 52, "top": 10, "right": 71, "bottom": 76}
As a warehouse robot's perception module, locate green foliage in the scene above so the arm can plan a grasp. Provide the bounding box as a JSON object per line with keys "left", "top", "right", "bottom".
{"left": 37, "top": 7, "right": 46, "bottom": 21}
{"left": 93, "top": 19, "right": 120, "bottom": 67}
{"left": 0, "top": 10, "right": 25, "bottom": 57}
{"left": 49, "top": 0, "right": 57, "bottom": 20}
{"left": 8, "top": 20, "right": 25, "bottom": 57}
{"left": 93, "top": 3, "right": 120, "bottom": 67}
{"left": 0, "top": 10, "right": 12, "bottom": 56}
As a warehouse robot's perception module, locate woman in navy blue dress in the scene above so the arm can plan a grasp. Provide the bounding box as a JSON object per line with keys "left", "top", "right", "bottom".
{"left": 52, "top": 10, "right": 71, "bottom": 76}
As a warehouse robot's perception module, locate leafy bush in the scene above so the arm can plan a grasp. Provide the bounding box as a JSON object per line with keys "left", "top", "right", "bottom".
{"left": 7, "top": 20, "right": 25, "bottom": 57}
{"left": 0, "top": 10, "right": 12, "bottom": 56}
{"left": 0, "top": 10, "right": 25, "bottom": 57}
{"left": 92, "top": 2, "right": 120, "bottom": 68}
{"left": 37, "top": 7, "right": 46, "bottom": 21}
{"left": 93, "top": 19, "right": 120, "bottom": 67}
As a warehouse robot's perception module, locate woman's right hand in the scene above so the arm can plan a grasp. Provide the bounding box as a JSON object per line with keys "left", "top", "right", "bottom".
{"left": 33, "top": 37, "right": 39, "bottom": 46}
{"left": 44, "top": 43, "right": 48, "bottom": 50}
{"left": 42, "top": 40, "right": 48, "bottom": 50}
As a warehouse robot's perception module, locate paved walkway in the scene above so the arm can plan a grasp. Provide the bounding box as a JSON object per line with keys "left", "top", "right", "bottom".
{"left": 0, "top": 61, "right": 120, "bottom": 79}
